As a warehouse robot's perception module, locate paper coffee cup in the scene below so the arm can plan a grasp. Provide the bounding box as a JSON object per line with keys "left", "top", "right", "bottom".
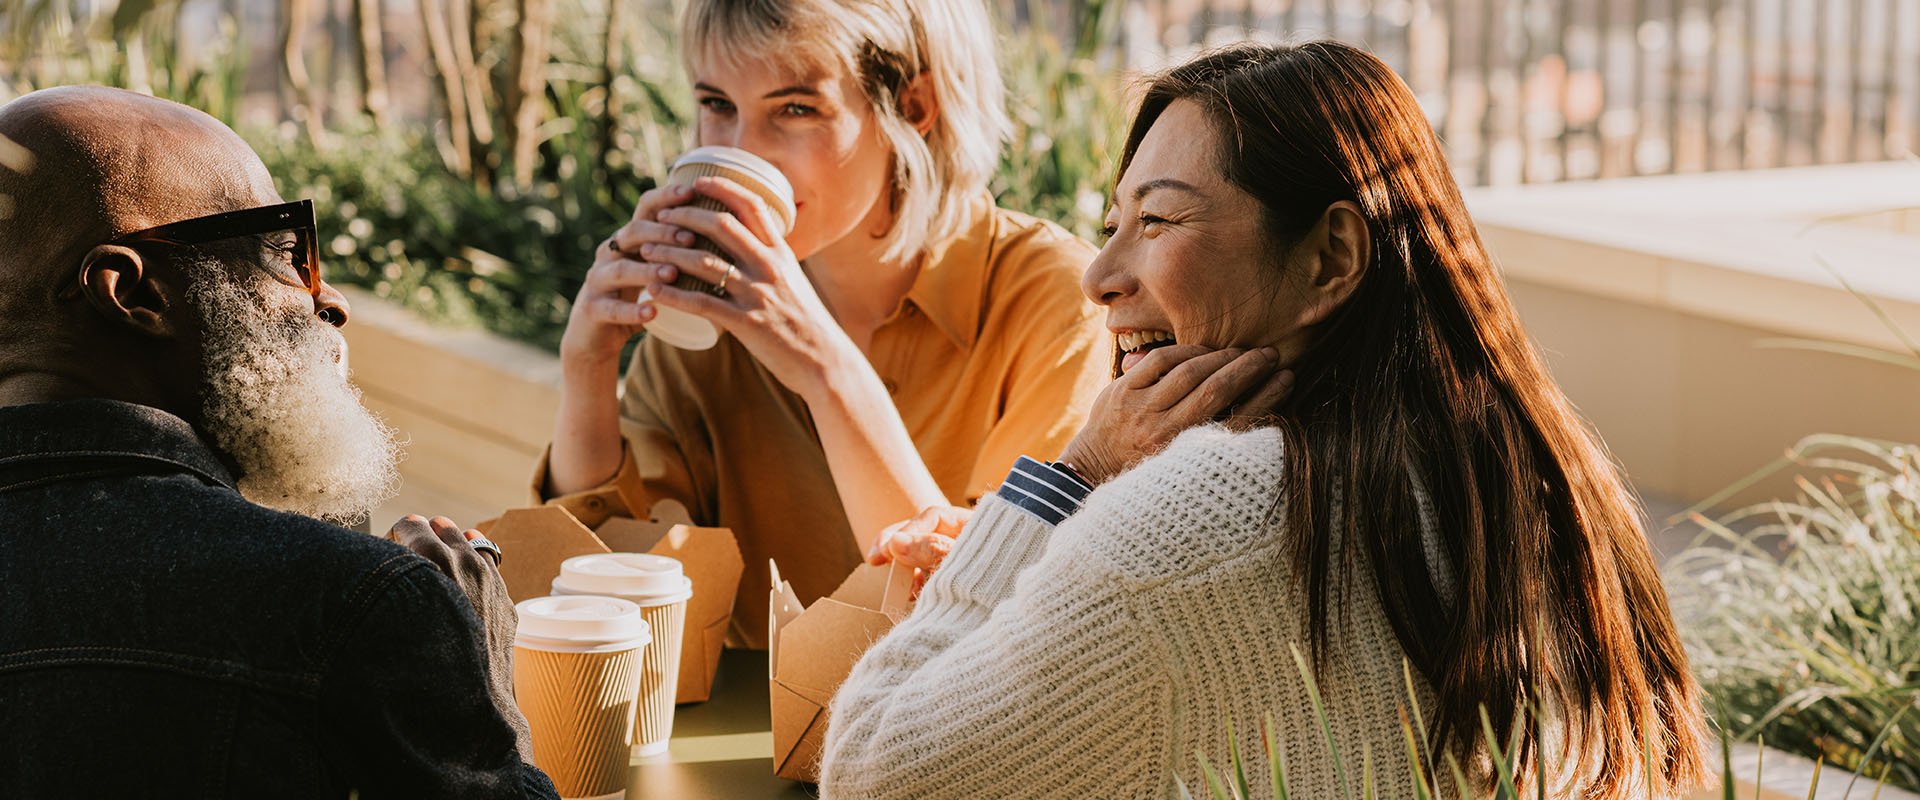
{"left": 513, "top": 595, "right": 651, "bottom": 798}
{"left": 552, "top": 554, "right": 695, "bottom": 757}
{"left": 641, "top": 146, "right": 797, "bottom": 351}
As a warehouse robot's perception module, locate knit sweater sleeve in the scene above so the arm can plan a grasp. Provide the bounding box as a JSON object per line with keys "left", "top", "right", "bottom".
{"left": 817, "top": 493, "right": 1176, "bottom": 799}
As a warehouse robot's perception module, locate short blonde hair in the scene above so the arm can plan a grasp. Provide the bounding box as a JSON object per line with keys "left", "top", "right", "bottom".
{"left": 682, "top": 0, "right": 1011, "bottom": 263}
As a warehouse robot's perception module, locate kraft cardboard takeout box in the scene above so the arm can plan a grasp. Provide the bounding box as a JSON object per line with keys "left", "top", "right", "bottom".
{"left": 768, "top": 559, "right": 914, "bottom": 783}
{"left": 477, "top": 502, "right": 744, "bottom": 704}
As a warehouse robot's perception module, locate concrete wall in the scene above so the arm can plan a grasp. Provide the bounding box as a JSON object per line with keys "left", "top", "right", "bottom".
{"left": 1470, "top": 162, "right": 1920, "bottom": 515}
{"left": 1508, "top": 278, "right": 1920, "bottom": 508}
{"left": 339, "top": 286, "right": 561, "bottom": 529}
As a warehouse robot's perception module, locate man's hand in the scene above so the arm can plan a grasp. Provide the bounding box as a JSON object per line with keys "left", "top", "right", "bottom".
{"left": 386, "top": 514, "right": 534, "bottom": 762}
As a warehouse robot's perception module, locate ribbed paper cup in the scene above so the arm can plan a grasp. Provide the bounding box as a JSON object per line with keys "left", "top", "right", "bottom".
{"left": 552, "top": 553, "right": 695, "bottom": 757}
{"left": 630, "top": 598, "right": 687, "bottom": 754}
{"left": 513, "top": 595, "right": 651, "bottom": 798}
{"left": 642, "top": 146, "right": 795, "bottom": 351}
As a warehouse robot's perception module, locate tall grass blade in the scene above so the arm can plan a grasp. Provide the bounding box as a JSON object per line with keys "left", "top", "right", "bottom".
{"left": 1445, "top": 753, "right": 1474, "bottom": 800}
{"left": 1362, "top": 743, "right": 1375, "bottom": 800}
{"left": 1842, "top": 705, "right": 1914, "bottom": 799}
{"left": 1480, "top": 705, "right": 1523, "bottom": 800}
{"left": 1400, "top": 707, "right": 1434, "bottom": 800}
{"left": 1264, "top": 711, "right": 1291, "bottom": 800}
{"left": 1808, "top": 253, "right": 1920, "bottom": 362}
{"left": 1196, "top": 752, "right": 1233, "bottom": 800}
{"left": 1754, "top": 338, "right": 1920, "bottom": 373}
{"left": 1402, "top": 659, "right": 1440, "bottom": 791}
{"left": 1225, "top": 714, "right": 1249, "bottom": 797}
{"left": 1291, "top": 643, "right": 1355, "bottom": 800}
{"left": 1720, "top": 729, "right": 1735, "bottom": 800}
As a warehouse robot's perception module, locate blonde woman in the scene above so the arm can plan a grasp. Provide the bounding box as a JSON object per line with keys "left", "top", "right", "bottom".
{"left": 537, "top": 0, "right": 1109, "bottom": 645}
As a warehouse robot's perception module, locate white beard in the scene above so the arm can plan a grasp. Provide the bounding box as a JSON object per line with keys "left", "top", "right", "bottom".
{"left": 189, "top": 266, "right": 400, "bottom": 526}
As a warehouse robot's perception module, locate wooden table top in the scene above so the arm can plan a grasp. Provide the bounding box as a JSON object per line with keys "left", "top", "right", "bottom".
{"left": 623, "top": 648, "right": 815, "bottom": 799}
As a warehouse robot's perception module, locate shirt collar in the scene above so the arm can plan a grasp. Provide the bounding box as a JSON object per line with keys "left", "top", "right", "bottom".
{"left": 900, "top": 192, "right": 997, "bottom": 351}
{"left": 0, "top": 399, "right": 238, "bottom": 491}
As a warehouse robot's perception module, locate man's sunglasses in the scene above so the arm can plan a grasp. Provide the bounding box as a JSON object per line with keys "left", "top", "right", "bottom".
{"left": 74, "top": 200, "right": 327, "bottom": 311}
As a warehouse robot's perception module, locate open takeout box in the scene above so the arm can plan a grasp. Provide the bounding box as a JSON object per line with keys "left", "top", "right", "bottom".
{"left": 476, "top": 503, "right": 744, "bottom": 704}
{"left": 768, "top": 559, "right": 914, "bottom": 783}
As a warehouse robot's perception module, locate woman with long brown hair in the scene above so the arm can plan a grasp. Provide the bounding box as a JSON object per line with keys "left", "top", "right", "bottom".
{"left": 821, "top": 41, "right": 1709, "bottom": 798}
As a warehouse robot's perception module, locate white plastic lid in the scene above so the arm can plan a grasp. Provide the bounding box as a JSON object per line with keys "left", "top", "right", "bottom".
{"left": 636, "top": 288, "right": 720, "bottom": 351}
{"left": 669, "top": 145, "right": 797, "bottom": 233}
{"left": 552, "top": 553, "right": 694, "bottom": 605}
{"left": 514, "top": 595, "right": 651, "bottom": 652}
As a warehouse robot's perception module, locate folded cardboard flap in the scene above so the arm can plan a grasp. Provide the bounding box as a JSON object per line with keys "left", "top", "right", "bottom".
{"left": 825, "top": 559, "right": 914, "bottom": 619}
{"left": 474, "top": 506, "right": 610, "bottom": 603}
{"left": 770, "top": 681, "right": 829, "bottom": 782}
{"left": 768, "top": 562, "right": 806, "bottom": 681}
{"left": 477, "top": 502, "right": 743, "bottom": 704}
{"left": 767, "top": 560, "right": 915, "bottom": 783}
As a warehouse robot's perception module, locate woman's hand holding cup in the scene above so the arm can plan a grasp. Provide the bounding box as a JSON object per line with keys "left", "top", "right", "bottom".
{"left": 1057, "top": 345, "right": 1293, "bottom": 487}
{"left": 559, "top": 183, "right": 699, "bottom": 365}
{"left": 638, "top": 175, "right": 858, "bottom": 401}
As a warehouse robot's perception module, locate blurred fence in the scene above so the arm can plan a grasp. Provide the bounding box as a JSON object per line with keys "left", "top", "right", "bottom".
{"left": 1026, "top": 0, "right": 1920, "bottom": 185}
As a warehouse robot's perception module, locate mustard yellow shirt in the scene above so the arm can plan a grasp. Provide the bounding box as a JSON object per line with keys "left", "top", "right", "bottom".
{"left": 533, "top": 196, "right": 1109, "bottom": 646}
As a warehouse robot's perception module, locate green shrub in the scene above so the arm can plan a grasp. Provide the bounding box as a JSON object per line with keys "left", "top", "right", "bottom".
{"left": 1666, "top": 434, "right": 1920, "bottom": 792}
{"left": 5, "top": 1, "right": 1123, "bottom": 350}
{"left": 270, "top": 19, "right": 1126, "bottom": 350}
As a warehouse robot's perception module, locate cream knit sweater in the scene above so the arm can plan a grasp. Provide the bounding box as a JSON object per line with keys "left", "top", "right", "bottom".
{"left": 819, "top": 425, "right": 1441, "bottom": 799}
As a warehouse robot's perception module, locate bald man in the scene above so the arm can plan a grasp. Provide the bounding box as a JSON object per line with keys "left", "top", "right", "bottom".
{"left": 0, "top": 87, "right": 559, "bottom": 798}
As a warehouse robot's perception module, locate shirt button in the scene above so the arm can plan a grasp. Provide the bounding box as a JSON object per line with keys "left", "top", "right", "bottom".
{"left": 903, "top": 305, "right": 918, "bottom": 317}
{"left": 883, "top": 379, "right": 900, "bottom": 395}
{"left": 585, "top": 496, "right": 606, "bottom": 511}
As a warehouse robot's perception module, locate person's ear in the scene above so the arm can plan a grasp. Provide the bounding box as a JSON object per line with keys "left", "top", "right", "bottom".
{"left": 76, "top": 244, "right": 182, "bottom": 339}
{"left": 898, "top": 73, "right": 940, "bottom": 136}
{"left": 1293, "top": 200, "right": 1371, "bottom": 327}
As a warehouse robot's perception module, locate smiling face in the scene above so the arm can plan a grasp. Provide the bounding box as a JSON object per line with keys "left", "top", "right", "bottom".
{"left": 1087, "top": 99, "right": 1319, "bottom": 374}
{"left": 690, "top": 53, "right": 895, "bottom": 261}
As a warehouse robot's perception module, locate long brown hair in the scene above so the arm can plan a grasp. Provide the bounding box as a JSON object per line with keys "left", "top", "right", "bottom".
{"left": 1118, "top": 42, "right": 1709, "bottom": 795}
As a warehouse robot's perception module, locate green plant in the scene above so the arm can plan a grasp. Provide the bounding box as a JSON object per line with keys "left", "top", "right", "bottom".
{"left": 990, "top": 0, "right": 1127, "bottom": 242}
{"left": 1665, "top": 434, "right": 1920, "bottom": 793}
{"left": 239, "top": 4, "right": 690, "bottom": 349}
{"left": 4, "top": 0, "right": 1127, "bottom": 350}
{"left": 248, "top": 118, "right": 647, "bottom": 350}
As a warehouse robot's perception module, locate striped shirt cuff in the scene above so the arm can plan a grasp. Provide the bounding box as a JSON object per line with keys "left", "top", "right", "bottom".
{"left": 993, "top": 456, "right": 1094, "bottom": 526}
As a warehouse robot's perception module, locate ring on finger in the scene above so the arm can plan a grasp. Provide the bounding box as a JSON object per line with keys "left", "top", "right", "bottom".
{"left": 464, "top": 530, "right": 504, "bottom": 566}
{"left": 715, "top": 263, "right": 738, "bottom": 295}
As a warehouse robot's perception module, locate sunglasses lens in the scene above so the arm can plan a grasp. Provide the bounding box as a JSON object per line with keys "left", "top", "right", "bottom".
{"left": 293, "top": 229, "right": 318, "bottom": 291}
